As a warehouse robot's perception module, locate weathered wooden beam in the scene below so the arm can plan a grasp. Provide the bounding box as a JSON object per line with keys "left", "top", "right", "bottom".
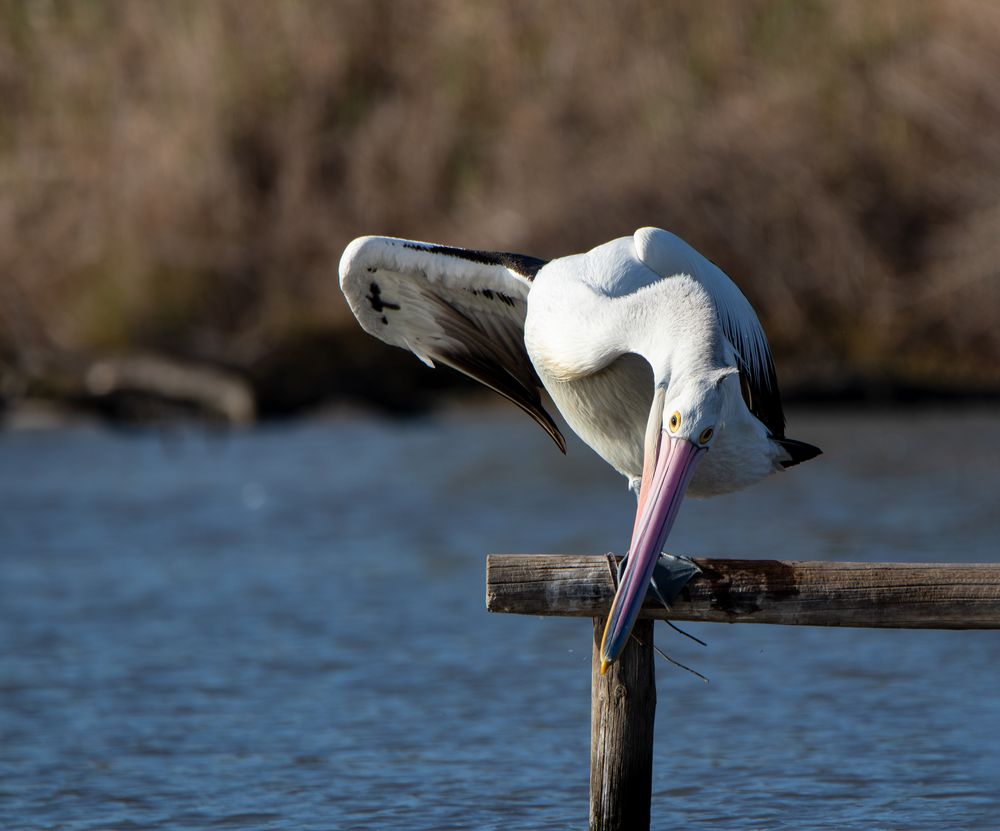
{"left": 486, "top": 555, "right": 1000, "bottom": 628}
{"left": 590, "top": 618, "right": 655, "bottom": 831}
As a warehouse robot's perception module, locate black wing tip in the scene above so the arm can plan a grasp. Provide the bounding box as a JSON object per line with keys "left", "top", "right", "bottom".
{"left": 401, "top": 242, "right": 547, "bottom": 280}
{"left": 551, "top": 425, "right": 568, "bottom": 454}
{"left": 775, "top": 438, "right": 823, "bottom": 469}
{"left": 511, "top": 397, "right": 566, "bottom": 454}
{"left": 432, "top": 347, "right": 565, "bottom": 455}
{"left": 491, "top": 390, "right": 566, "bottom": 454}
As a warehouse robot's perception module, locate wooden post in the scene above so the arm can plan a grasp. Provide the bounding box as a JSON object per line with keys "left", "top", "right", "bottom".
{"left": 590, "top": 617, "right": 656, "bottom": 831}
{"left": 485, "top": 553, "right": 1000, "bottom": 829}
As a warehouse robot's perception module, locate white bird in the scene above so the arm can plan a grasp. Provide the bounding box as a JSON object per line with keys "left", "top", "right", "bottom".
{"left": 339, "top": 227, "right": 820, "bottom": 671}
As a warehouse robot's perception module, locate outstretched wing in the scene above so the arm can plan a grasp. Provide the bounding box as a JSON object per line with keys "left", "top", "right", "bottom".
{"left": 632, "top": 227, "right": 786, "bottom": 438}
{"left": 339, "top": 235, "right": 566, "bottom": 452}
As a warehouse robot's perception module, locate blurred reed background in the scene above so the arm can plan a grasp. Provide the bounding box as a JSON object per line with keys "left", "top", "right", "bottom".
{"left": 1, "top": 0, "right": 998, "bottom": 424}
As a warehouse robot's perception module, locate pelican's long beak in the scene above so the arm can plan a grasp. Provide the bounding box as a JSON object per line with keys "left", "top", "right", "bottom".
{"left": 599, "top": 427, "right": 705, "bottom": 673}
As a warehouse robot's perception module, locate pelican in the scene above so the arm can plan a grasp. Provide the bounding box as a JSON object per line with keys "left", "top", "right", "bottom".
{"left": 339, "top": 227, "right": 820, "bottom": 672}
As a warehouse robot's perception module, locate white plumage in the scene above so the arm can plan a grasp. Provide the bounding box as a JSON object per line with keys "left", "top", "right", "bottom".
{"left": 340, "top": 227, "right": 820, "bottom": 669}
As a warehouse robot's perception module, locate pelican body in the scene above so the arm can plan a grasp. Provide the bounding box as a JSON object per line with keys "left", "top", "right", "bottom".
{"left": 340, "top": 227, "right": 820, "bottom": 670}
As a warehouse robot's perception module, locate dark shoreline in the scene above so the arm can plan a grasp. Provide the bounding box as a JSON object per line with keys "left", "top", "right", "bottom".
{"left": 4, "top": 344, "right": 999, "bottom": 432}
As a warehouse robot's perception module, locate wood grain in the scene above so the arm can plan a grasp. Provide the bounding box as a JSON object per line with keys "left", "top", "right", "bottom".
{"left": 589, "top": 618, "right": 655, "bottom": 831}
{"left": 486, "top": 554, "right": 1000, "bottom": 628}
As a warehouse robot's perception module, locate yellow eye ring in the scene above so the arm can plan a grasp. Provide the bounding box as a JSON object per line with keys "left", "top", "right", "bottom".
{"left": 699, "top": 427, "right": 714, "bottom": 445}
{"left": 668, "top": 411, "right": 681, "bottom": 432}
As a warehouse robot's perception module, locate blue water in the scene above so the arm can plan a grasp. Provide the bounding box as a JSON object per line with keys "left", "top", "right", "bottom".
{"left": 2, "top": 406, "right": 1000, "bottom": 830}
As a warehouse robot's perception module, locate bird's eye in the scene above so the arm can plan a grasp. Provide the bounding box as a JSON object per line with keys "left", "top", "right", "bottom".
{"left": 668, "top": 411, "right": 681, "bottom": 432}
{"left": 699, "top": 427, "right": 714, "bottom": 445}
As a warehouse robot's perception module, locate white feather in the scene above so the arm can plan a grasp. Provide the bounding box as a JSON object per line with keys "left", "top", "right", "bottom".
{"left": 339, "top": 228, "right": 816, "bottom": 490}
{"left": 339, "top": 234, "right": 565, "bottom": 450}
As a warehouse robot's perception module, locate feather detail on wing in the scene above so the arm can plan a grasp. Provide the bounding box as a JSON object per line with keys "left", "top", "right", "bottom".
{"left": 632, "top": 227, "right": 786, "bottom": 438}
{"left": 339, "top": 235, "right": 565, "bottom": 452}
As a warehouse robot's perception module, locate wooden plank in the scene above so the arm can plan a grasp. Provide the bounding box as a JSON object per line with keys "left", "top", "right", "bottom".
{"left": 486, "top": 554, "right": 1000, "bottom": 628}
{"left": 590, "top": 617, "right": 655, "bottom": 831}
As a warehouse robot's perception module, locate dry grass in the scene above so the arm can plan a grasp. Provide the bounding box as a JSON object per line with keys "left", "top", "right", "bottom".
{"left": 2, "top": 0, "right": 999, "bottom": 405}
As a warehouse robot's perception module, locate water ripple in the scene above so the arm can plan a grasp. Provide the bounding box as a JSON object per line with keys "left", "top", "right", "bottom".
{"left": 1, "top": 408, "right": 999, "bottom": 829}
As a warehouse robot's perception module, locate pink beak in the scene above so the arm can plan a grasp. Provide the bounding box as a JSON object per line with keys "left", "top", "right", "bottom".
{"left": 599, "top": 431, "right": 705, "bottom": 672}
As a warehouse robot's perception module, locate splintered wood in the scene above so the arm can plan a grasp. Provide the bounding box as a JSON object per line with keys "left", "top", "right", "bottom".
{"left": 486, "top": 555, "right": 1000, "bottom": 629}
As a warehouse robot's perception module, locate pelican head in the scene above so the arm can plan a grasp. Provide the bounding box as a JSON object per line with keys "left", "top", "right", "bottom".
{"left": 599, "top": 365, "right": 735, "bottom": 672}
{"left": 659, "top": 368, "right": 734, "bottom": 448}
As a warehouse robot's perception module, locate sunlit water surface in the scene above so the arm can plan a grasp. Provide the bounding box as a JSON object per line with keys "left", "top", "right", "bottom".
{"left": 2, "top": 407, "right": 1000, "bottom": 830}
